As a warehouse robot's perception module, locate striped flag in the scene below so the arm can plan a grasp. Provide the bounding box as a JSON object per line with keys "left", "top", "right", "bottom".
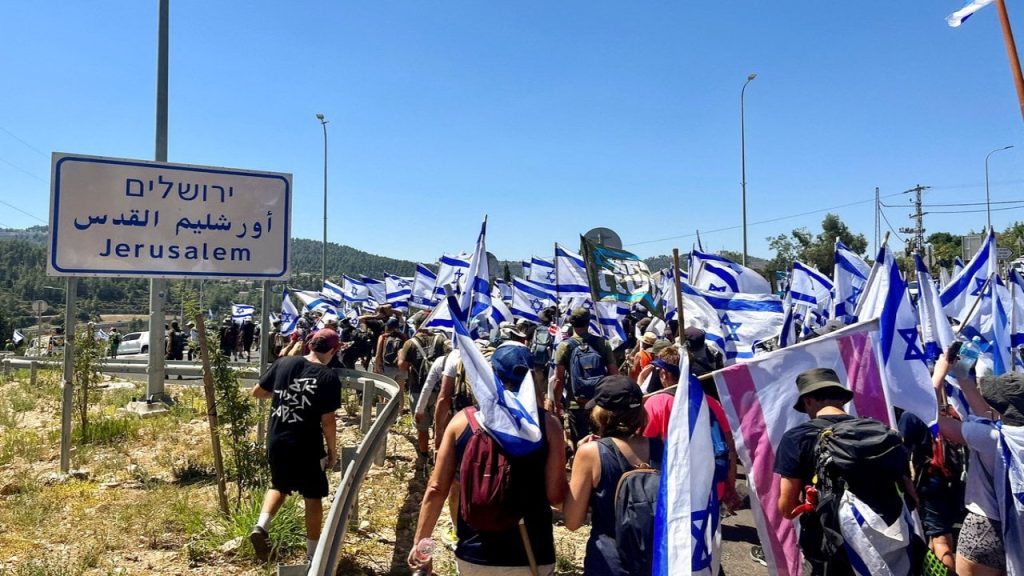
{"left": 528, "top": 256, "right": 557, "bottom": 284}
{"left": 435, "top": 254, "right": 471, "bottom": 301}
{"left": 511, "top": 277, "right": 558, "bottom": 323}
{"left": 947, "top": 0, "right": 995, "bottom": 27}
{"left": 940, "top": 229, "right": 995, "bottom": 322}
{"left": 714, "top": 319, "right": 891, "bottom": 576}
{"left": 292, "top": 290, "right": 338, "bottom": 316}
{"left": 361, "top": 276, "right": 386, "bottom": 305}
{"left": 280, "top": 289, "right": 299, "bottom": 336}
{"left": 385, "top": 273, "right": 414, "bottom": 311}
{"left": 915, "top": 253, "right": 955, "bottom": 362}
{"left": 231, "top": 304, "right": 255, "bottom": 322}
{"left": 653, "top": 350, "right": 720, "bottom": 576}
{"left": 689, "top": 249, "right": 772, "bottom": 295}
{"left": 342, "top": 275, "right": 369, "bottom": 303}
{"left": 555, "top": 243, "right": 590, "bottom": 309}
{"left": 321, "top": 279, "right": 344, "bottom": 305}
{"left": 12, "top": 330, "right": 24, "bottom": 345}
{"left": 834, "top": 240, "right": 870, "bottom": 324}
{"left": 411, "top": 264, "right": 438, "bottom": 309}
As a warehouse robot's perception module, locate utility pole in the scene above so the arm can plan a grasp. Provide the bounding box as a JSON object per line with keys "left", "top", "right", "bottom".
{"left": 899, "top": 184, "right": 930, "bottom": 254}
{"left": 874, "top": 187, "right": 880, "bottom": 256}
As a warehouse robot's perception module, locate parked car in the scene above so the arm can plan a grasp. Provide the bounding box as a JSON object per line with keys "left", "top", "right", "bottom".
{"left": 117, "top": 332, "right": 150, "bottom": 355}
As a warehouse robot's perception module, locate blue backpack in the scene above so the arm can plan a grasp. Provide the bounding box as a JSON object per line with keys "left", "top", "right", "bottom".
{"left": 710, "top": 415, "right": 730, "bottom": 484}
{"left": 568, "top": 338, "right": 608, "bottom": 401}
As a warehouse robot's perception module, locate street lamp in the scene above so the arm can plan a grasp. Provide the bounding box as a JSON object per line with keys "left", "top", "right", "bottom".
{"left": 985, "top": 145, "right": 1014, "bottom": 230}
{"left": 316, "top": 113, "right": 329, "bottom": 287}
{"left": 741, "top": 73, "right": 757, "bottom": 267}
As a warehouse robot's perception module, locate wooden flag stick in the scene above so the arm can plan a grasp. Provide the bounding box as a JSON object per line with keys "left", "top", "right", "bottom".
{"left": 672, "top": 248, "right": 685, "bottom": 347}
{"left": 996, "top": 0, "right": 1024, "bottom": 122}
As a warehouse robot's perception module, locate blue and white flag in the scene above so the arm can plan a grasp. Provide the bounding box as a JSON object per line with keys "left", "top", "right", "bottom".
{"left": 493, "top": 278, "right": 513, "bottom": 303}
{"left": 292, "top": 290, "right": 339, "bottom": 316}
{"left": 231, "top": 303, "right": 255, "bottom": 322}
{"left": 939, "top": 229, "right": 996, "bottom": 322}
{"left": 777, "top": 292, "right": 799, "bottom": 349}
{"left": 1008, "top": 269, "right": 1024, "bottom": 352}
{"left": 993, "top": 422, "right": 1024, "bottom": 576}
{"left": 528, "top": 256, "right": 557, "bottom": 284}
{"left": 859, "top": 244, "right": 937, "bottom": 425}
{"left": 411, "top": 264, "right": 438, "bottom": 309}
{"left": 682, "top": 283, "right": 785, "bottom": 362}
{"left": 947, "top": 0, "right": 995, "bottom": 27}
{"left": 953, "top": 256, "right": 965, "bottom": 279}
{"left": 447, "top": 295, "right": 543, "bottom": 457}
{"left": 12, "top": 329, "right": 24, "bottom": 345}
{"left": 511, "top": 277, "right": 558, "bottom": 323}
{"left": 207, "top": 309, "right": 214, "bottom": 321}
{"left": 837, "top": 491, "right": 921, "bottom": 576}
{"left": 834, "top": 240, "right": 870, "bottom": 324}
{"left": 435, "top": 253, "right": 471, "bottom": 300}
{"left": 521, "top": 260, "right": 532, "bottom": 279}
{"left": 280, "top": 289, "right": 300, "bottom": 336}
{"left": 342, "top": 275, "right": 369, "bottom": 303}
{"left": 95, "top": 328, "right": 109, "bottom": 341}
{"left": 460, "top": 216, "right": 492, "bottom": 321}
{"left": 594, "top": 301, "right": 629, "bottom": 350}
{"left": 555, "top": 243, "right": 590, "bottom": 307}
{"left": 361, "top": 276, "right": 386, "bottom": 305}
{"left": 689, "top": 249, "right": 772, "bottom": 295}
{"left": 653, "top": 349, "right": 720, "bottom": 576}
{"left": 321, "top": 279, "right": 344, "bottom": 305}
{"left": 960, "top": 274, "right": 1012, "bottom": 376}
{"left": 385, "top": 273, "right": 414, "bottom": 311}
{"left": 915, "top": 253, "right": 955, "bottom": 363}
{"left": 791, "top": 260, "right": 834, "bottom": 321}
{"left": 490, "top": 296, "right": 514, "bottom": 326}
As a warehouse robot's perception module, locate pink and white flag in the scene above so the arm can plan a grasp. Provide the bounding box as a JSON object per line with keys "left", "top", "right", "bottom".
{"left": 713, "top": 318, "right": 891, "bottom": 576}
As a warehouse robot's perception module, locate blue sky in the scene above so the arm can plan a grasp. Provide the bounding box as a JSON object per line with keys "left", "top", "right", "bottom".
{"left": 2, "top": 1, "right": 1024, "bottom": 266}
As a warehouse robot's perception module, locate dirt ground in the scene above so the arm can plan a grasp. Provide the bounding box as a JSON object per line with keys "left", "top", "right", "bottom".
{"left": 0, "top": 367, "right": 768, "bottom": 576}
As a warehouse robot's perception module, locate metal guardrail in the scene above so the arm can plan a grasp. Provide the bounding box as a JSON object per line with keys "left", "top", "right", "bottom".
{"left": 303, "top": 369, "right": 402, "bottom": 576}
{"left": 0, "top": 356, "right": 260, "bottom": 379}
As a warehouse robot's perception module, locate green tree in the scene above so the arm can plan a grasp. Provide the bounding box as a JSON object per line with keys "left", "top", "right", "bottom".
{"left": 766, "top": 214, "right": 869, "bottom": 274}
{"left": 925, "top": 232, "right": 961, "bottom": 269}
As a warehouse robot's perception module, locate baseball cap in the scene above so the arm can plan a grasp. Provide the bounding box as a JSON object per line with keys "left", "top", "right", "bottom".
{"left": 569, "top": 307, "right": 591, "bottom": 326}
{"left": 490, "top": 344, "right": 531, "bottom": 385}
{"left": 585, "top": 374, "right": 643, "bottom": 411}
{"left": 310, "top": 328, "right": 340, "bottom": 350}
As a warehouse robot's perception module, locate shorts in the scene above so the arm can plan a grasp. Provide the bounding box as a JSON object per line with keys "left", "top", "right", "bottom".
{"left": 567, "top": 406, "right": 592, "bottom": 447}
{"left": 957, "top": 511, "right": 1005, "bottom": 571}
{"left": 267, "top": 444, "right": 329, "bottom": 499}
{"left": 411, "top": 389, "right": 435, "bottom": 432}
{"left": 456, "top": 560, "right": 555, "bottom": 576}
{"left": 917, "top": 475, "right": 965, "bottom": 537}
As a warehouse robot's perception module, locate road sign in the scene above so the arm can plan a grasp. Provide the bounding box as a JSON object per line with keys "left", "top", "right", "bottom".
{"left": 998, "top": 247, "right": 1013, "bottom": 260}
{"left": 31, "top": 300, "right": 48, "bottom": 314}
{"left": 48, "top": 153, "right": 291, "bottom": 280}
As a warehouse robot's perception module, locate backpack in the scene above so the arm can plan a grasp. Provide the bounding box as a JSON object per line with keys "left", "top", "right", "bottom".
{"left": 408, "top": 334, "right": 444, "bottom": 394}
{"left": 530, "top": 327, "right": 553, "bottom": 367}
{"left": 710, "top": 414, "right": 730, "bottom": 485}
{"left": 459, "top": 407, "right": 521, "bottom": 532}
{"left": 602, "top": 438, "right": 663, "bottom": 576}
{"left": 453, "top": 346, "right": 495, "bottom": 412}
{"left": 382, "top": 333, "right": 403, "bottom": 367}
{"left": 568, "top": 338, "right": 608, "bottom": 401}
{"left": 171, "top": 331, "right": 186, "bottom": 355}
{"left": 809, "top": 418, "right": 909, "bottom": 560}
{"left": 628, "top": 349, "right": 653, "bottom": 381}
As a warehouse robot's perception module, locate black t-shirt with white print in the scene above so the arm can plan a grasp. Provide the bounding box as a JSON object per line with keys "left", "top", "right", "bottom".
{"left": 259, "top": 355, "right": 342, "bottom": 457}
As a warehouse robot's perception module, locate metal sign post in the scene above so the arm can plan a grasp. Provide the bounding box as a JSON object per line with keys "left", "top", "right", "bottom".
{"left": 59, "top": 278, "right": 77, "bottom": 473}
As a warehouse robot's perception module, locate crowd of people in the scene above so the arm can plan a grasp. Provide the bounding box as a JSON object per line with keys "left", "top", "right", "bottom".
{"left": 245, "top": 302, "right": 1023, "bottom": 576}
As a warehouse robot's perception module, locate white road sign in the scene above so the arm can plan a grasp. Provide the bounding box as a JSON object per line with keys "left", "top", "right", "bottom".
{"left": 49, "top": 153, "right": 291, "bottom": 279}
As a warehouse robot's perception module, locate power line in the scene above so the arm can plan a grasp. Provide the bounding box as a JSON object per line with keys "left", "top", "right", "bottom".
{"left": 881, "top": 199, "right": 1024, "bottom": 208}
{"left": 0, "top": 200, "right": 46, "bottom": 224}
{"left": 927, "top": 204, "right": 1024, "bottom": 215}
{"left": 0, "top": 155, "right": 45, "bottom": 182}
{"left": 0, "top": 126, "right": 48, "bottom": 158}
{"left": 878, "top": 207, "right": 907, "bottom": 245}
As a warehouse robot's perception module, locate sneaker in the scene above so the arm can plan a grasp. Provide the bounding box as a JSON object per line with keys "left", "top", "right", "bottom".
{"left": 249, "top": 526, "right": 272, "bottom": 562}
{"left": 750, "top": 544, "right": 767, "bottom": 567}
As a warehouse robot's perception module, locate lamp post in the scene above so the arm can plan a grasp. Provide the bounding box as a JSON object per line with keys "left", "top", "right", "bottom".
{"left": 316, "top": 113, "right": 329, "bottom": 287}
{"left": 985, "top": 145, "right": 1014, "bottom": 230}
{"left": 741, "top": 73, "right": 757, "bottom": 267}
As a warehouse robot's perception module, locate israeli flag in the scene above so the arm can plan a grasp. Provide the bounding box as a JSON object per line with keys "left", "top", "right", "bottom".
{"left": 12, "top": 330, "right": 24, "bottom": 345}
{"left": 661, "top": 267, "right": 687, "bottom": 322}
{"left": 860, "top": 244, "right": 937, "bottom": 425}
{"left": 993, "top": 423, "right": 1024, "bottom": 576}
{"left": 681, "top": 283, "right": 785, "bottom": 362}
{"left": 960, "top": 274, "right": 1012, "bottom": 376}
{"left": 555, "top": 243, "right": 590, "bottom": 306}
{"left": 1009, "top": 270, "right": 1024, "bottom": 369}
{"left": 435, "top": 253, "right": 471, "bottom": 300}
{"left": 511, "top": 277, "right": 558, "bottom": 323}
{"left": 953, "top": 256, "right": 965, "bottom": 278}
{"left": 385, "top": 273, "right": 414, "bottom": 311}
{"left": 280, "top": 289, "right": 299, "bottom": 336}
{"left": 939, "top": 267, "right": 952, "bottom": 291}
{"left": 321, "top": 279, "right": 344, "bottom": 305}
{"left": 777, "top": 292, "right": 799, "bottom": 349}
{"left": 947, "top": 0, "right": 995, "bottom": 27}
{"left": 689, "top": 249, "right": 771, "bottom": 295}
{"left": 521, "top": 260, "right": 532, "bottom": 279}
{"left": 528, "top": 256, "right": 557, "bottom": 284}
{"left": 491, "top": 296, "right": 514, "bottom": 326}
{"left": 791, "top": 260, "right": 834, "bottom": 315}
{"left": 835, "top": 240, "right": 870, "bottom": 324}
{"left": 939, "top": 229, "right": 996, "bottom": 322}
{"left": 411, "top": 264, "right": 438, "bottom": 309}
{"left": 292, "top": 290, "right": 339, "bottom": 316}
{"left": 361, "top": 276, "right": 386, "bottom": 305}
{"left": 231, "top": 304, "right": 255, "bottom": 322}
{"left": 915, "top": 253, "right": 955, "bottom": 362}
{"left": 460, "top": 216, "right": 492, "bottom": 321}
{"left": 653, "top": 349, "right": 721, "bottom": 576}
{"left": 447, "top": 295, "right": 543, "bottom": 457}
{"left": 594, "top": 301, "right": 628, "bottom": 349}
{"left": 342, "top": 275, "right": 370, "bottom": 303}
{"left": 493, "top": 278, "right": 513, "bottom": 302}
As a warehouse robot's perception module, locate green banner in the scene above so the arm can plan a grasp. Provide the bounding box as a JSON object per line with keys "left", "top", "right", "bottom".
{"left": 580, "top": 235, "right": 663, "bottom": 317}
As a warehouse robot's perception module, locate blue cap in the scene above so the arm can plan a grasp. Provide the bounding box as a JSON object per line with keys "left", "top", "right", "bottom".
{"left": 490, "top": 344, "right": 531, "bottom": 385}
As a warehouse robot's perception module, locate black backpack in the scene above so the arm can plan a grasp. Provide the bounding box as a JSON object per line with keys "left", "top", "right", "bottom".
{"left": 382, "top": 333, "right": 403, "bottom": 367}
{"left": 408, "top": 334, "right": 444, "bottom": 394}
{"left": 599, "top": 438, "right": 663, "bottom": 576}
{"left": 530, "top": 327, "right": 553, "bottom": 367}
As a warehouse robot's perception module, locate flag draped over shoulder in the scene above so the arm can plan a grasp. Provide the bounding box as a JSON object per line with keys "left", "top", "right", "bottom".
{"left": 653, "top": 350, "right": 721, "bottom": 576}
{"left": 580, "top": 235, "right": 662, "bottom": 317}
{"left": 279, "top": 289, "right": 299, "bottom": 336}
{"left": 411, "top": 264, "right": 438, "bottom": 309}
{"left": 714, "top": 319, "right": 891, "bottom": 576}
{"left": 994, "top": 422, "right": 1024, "bottom": 576}
{"left": 446, "top": 295, "right": 543, "bottom": 457}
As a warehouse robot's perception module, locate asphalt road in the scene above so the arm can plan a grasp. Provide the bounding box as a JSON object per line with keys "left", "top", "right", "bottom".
{"left": 720, "top": 475, "right": 770, "bottom": 576}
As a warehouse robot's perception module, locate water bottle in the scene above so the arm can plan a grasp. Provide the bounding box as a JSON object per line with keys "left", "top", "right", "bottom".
{"left": 411, "top": 538, "right": 435, "bottom": 576}
{"left": 956, "top": 336, "right": 983, "bottom": 371}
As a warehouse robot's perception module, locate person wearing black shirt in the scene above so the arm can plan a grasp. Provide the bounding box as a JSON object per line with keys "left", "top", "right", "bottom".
{"left": 249, "top": 328, "right": 343, "bottom": 562}
{"left": 774, "top": 368, "right": 907, "bottom": 576}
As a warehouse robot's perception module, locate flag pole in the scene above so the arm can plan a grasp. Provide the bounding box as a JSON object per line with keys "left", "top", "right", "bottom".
{"left": 996, "top": 0, "right": 1024, "bottom": 122}
{"left": 672, "top": 248, "right": 685, "bottom": 347}
{"left": 955, "top": 272, "right": 996, "bottom": 337}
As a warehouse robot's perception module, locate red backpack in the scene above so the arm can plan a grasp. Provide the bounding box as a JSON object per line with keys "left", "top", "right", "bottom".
{"left": 459, "top": 407, "right": 521, "bottom": 532}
